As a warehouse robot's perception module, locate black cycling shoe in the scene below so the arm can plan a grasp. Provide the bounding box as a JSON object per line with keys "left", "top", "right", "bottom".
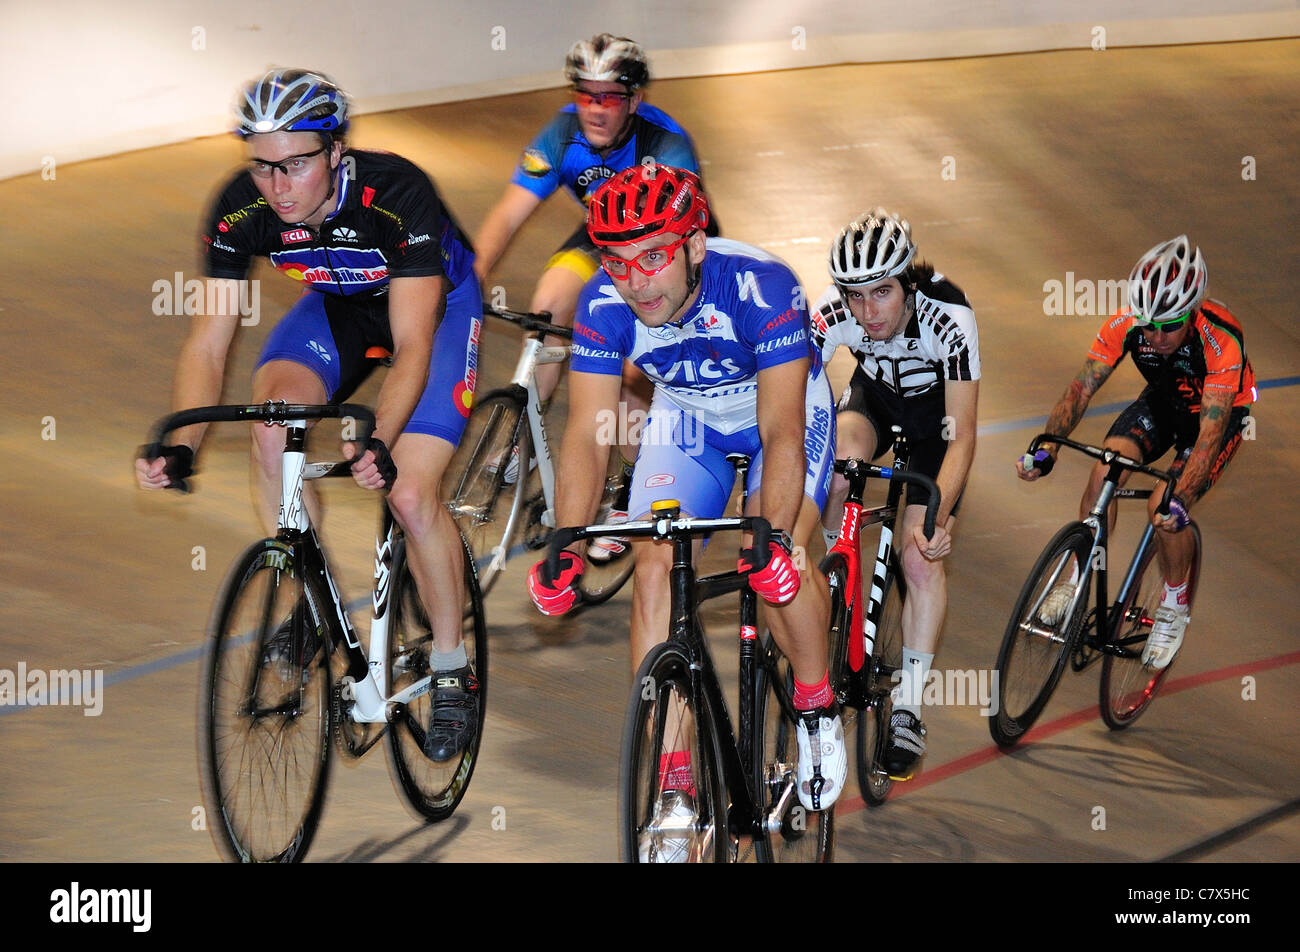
{"left": 884, "top": 710, "right": 927, "bottom": 780}
{"left": 424, "top": 666, "right": 480, "bottom": 762}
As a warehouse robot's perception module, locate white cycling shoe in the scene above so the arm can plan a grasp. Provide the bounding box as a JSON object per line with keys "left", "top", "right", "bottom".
{"left": 588, "top": 510, "right": 630, "bottom": 563}
{"left": 795, "top": 708, "right": 847, "bottom": 812}
{"left": 1143, "top": 605, "right": 1189, "bottom": 669}
{"left": 488, "top": 445, "right": 536, "bottom": 485}
{"left": 638, "top": 789, "right": 698, "bottom": 863}
{"left": 1037, "top": 581, "right": 1077, "bottom": 626}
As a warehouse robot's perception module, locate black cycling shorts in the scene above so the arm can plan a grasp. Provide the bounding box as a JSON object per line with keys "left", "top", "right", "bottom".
{"left": 837, "top": 366, "right": 960, "bottom": 515}
{"left": 1106, "top": 387, "right": 1250, "bottom": 501}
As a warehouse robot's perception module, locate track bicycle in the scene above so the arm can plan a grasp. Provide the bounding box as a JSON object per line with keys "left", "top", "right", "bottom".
{"left": 142, "top": 401, "right": 487, "bottom": 862}
{"left": 547, "top": 475, "right": 833, "bottom": 863}
{"left": 445, "top": 307, "right": 634, "bottom": 602}
{"left": 823, "top": 438, "right": 940, "bottom": 805}
{"left": 990, "top": 433, "right": 1201, "bottom": 747}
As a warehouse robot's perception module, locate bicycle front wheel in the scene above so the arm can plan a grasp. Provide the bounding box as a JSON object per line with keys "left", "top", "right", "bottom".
{"left": 859, "top": 553, "right": 905, "bottom": 805}
{"left": 444, "top": 389, "right": 538, "bottom": 597}
{"left": 1099, "top": 522, "right": 1200, "bottom": 729}
{"left": 385, "top": 530, "right": 488, "bottom": 820}
{"left": 199, "top": 539, "right": 331, "bottom": 863}
{"left": 990, "top": 522, "right": 1094, "bottom": 747}
{"left": 619, "top": 644, "right": 728, "bottom": 863}
{"left": 753, "top": 634, "right": 834, "bottom": 862}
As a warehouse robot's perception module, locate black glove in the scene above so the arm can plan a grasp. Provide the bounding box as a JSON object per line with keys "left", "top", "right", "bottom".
{"left": 351, "top": 437, "right": 398, "bottom": 489}
{"left": 139, "top": 443, "right": 195, "bottom": 491}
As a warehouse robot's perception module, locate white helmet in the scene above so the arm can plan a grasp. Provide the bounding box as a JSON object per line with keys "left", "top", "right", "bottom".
{"left": 1127, "top": 235, "right": 1208, "bottom": 325}
{"left": 564, "top": 33, "right": 649, "bottom": 89}
{"left": 235, "top": 68, "right": 349, "bottom": 138}
{"left": 828, "top": 208, "right": 917, "bottom": 287}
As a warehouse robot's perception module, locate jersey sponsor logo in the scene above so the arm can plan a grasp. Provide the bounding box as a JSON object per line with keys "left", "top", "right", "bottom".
{"left": 692, "top": 307, "right": 741, "bottom": 343}
{"left": 755, "top": 330, "right": 806, "bottom": 355}
{"left": 520, "top": 148, "right": 552, "bottom": 177}
{"left": 658, "top": 356, "right": 742, "bottom": 383}
{"left": 307, "top": 339, "right": 332, "bottom": 364}
{"left": 763, "top": 308, "right": 799, "bottom": 333}
{"left": 362, "top": 186, "right": 376, "bottom": 207}
{"left": 572, "top": 343, "right": 623, "bottom": 361}
{"left": 332, "top": 226, "right": 357, "bottom": 240}
{"left": 575, "top": 323, "right": 608, "bottom": 346}
{"left": 804, "top": 404, "right": 831, "bottom": 476}
{"left": 576, "top": 164, "right": 617, "bottom": 191}
{"left": 403, "top": 232, "right": 431, "bottom": 246}
{"left": 281, "top": 228, "right": 312, "bottom": 244}
{"left": 644, "top": 473, "right": 675, "bottom": 488}
{"left": 220, "top": 198, "right": 267, "bottom": 229}
{"left": 588, "top": 285, "right": 627, "bottom": 313}
{"left": 735, "top": 270, "right": 772, "bottom": 308}
{"left": 462, "top": 316, "right": 481, "bottom": 410}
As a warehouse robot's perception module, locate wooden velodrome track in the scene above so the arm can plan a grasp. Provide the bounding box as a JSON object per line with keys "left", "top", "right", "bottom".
{"left": 1, "top": 39, "right": 1296, "bottom": 864}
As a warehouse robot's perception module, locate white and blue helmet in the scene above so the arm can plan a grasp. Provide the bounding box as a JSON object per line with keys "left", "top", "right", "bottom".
{"left": 236, "top": 69, "right": 349, "bottom": 138}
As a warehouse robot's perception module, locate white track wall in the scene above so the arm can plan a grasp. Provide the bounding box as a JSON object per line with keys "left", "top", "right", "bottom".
{"left": 3, "top": 0, "right": 1297, "bottom": 179}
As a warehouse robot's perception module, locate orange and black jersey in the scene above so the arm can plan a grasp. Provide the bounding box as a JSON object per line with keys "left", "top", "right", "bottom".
{"left": 1088, "top": 300, "right": 1256, "bottom": 415}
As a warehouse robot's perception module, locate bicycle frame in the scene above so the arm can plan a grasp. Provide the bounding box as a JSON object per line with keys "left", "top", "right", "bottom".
{"left": 1024, "top": 434, "right": 1178, "bottom": 659}
{"left": 549, "top": 507, "right": 777, "bottom": 843}
{"left": 146, "top": 402, "right": 430, "bottom": 739}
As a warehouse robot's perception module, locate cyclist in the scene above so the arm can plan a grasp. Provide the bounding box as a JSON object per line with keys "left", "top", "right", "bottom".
{"left": 135, "top": 69, "right": 483, "bottom": 761}
{"left": 812, "top": 209, "right": 981, "bottom": 781}
{"left": 1018, "top": 236, "right": 1255, "bottom": 669}
{"left": 474, "top": 34, "right": 714, "bottom": 558}
{"left": 526, "top": 166, "right": 844, "bottom": 842}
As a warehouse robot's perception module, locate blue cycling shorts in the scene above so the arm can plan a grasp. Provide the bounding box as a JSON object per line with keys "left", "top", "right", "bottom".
{"left": 256, "top": 279, "right": 482, "bottom": 446}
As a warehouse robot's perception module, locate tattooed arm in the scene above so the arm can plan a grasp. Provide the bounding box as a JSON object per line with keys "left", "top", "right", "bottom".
{"left": 1152, "top": 387, "right": 1234, "bottom": 529}
{"left": 1017, "top": 358, "right": 1114, "bottom": 480}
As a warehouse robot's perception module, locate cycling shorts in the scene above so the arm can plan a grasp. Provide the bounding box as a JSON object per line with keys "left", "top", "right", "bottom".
{"left": 255, "top": 279, "right": 482, "bottom": 447}
{"left": 1106, "top": 387, "right": 1250, "bottom": 501}
{"left": 627, "top": 369, "right": 835, "bottom": 522}
{"left": 837, "top": 369, "right": 958, "bottom": 514}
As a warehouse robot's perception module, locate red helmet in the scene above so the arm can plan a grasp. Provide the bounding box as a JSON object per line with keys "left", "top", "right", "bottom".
{"left": 586, "top": 165, "right": 710, "bottom": 247}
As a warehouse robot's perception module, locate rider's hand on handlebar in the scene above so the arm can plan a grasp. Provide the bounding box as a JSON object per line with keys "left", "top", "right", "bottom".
{"left": 136, "top": 444, "right": 194, "bottom": 491}
{"left": 740, "top": 538, "right": 800, "bottom": 605}
{"left": 912, "top": 522, "right": 952, "bottom": 561}
{"left": 344, "top": 437, "right": 398, "bottom": 490}
{"left": 1152, "top": 493, "right": 1191, "bottom": 533}
{"left": 1016, "top": 448, "right": 1056, "bottom": 481}
{"left": 529, "top": 551, "right": 584, "bottom": 615}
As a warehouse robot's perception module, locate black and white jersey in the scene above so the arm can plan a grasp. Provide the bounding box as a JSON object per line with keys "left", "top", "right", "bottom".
{"left": 810, "top": 273, "right": 981, "bottom": 398}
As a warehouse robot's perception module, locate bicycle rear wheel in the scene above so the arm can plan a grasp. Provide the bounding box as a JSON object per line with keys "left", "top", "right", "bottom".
{"left": 386, "top": 530, "right": 488, "bottom": 820}
{"left": 199, "top": 539, "right": 331, "bottom": 863}
{"left": 990, "top": 522, "right": 1094, "bottom": 747}
{"left": 619, "top": 644, "right": 728, "bottom": 863}
{"left": 444, "top": 389, "right": 538, "bottom": 597}
{"left": 1099, "top": 522, "right": 1200, "bottom": 729}
{"left": 753, "top": 634, "right": 834, "bottom": 862}
{"left": 859, "top": 554, "right": 905, "bottom": 805}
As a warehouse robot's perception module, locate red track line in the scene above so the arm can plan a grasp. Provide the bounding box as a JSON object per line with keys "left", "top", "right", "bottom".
{"left": 835, "top": 649, "right": 1300, "bottom": 816}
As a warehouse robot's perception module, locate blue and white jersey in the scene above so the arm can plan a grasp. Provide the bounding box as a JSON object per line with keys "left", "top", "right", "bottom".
{"left": 571, "top": 238, "right": 820, "bottom": 434}
{"left": 510, "top": 104, "right": 701, "bottom": 206}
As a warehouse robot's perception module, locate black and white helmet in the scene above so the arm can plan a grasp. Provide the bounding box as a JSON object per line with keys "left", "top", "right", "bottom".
{"left": 235, "top": 68, "right": 349, "bottom": 138}
{"left": 828, "top": 208, "right": 917, "bottom": 287}
{"left": 564, "top": 33, "right": 649, "bottom": 89}
{"left": 1127, "top": 235, "right": 1208, "bottom": 325}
